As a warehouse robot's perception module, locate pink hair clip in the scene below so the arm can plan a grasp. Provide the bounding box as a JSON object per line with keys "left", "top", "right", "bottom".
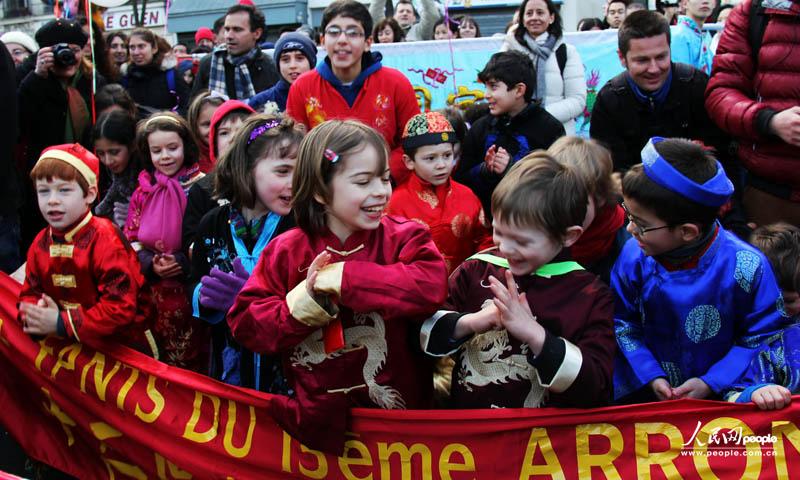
{"left": 324, "top": 148, "right": 340, "bottom": 164}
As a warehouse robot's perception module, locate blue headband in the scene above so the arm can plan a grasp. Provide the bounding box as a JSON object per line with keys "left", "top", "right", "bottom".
{"left": 641, "top": 137, "right": 734, "bottom": 207}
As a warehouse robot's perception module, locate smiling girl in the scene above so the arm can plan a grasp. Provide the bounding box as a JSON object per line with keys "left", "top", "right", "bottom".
{"left": 227, "top": 119, "right": 447, "bottom": 454}
{"left": 125, "top": 112, "right": 206, "bottom": 371}
{"left": 189, "top": 114, "right": 303, "bottom": 389}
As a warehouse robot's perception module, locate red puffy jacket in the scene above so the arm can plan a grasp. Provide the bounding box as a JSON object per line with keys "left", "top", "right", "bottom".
{"left": 705, "top": 0, "right": 800, "bottom": 197}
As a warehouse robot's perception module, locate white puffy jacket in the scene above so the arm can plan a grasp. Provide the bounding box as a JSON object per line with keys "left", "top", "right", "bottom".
{"left": 501, "top": 30, "right": 586, "bottom": 135}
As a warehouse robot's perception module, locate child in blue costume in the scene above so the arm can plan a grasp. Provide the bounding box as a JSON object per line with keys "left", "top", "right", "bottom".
{"left": 723, "top": 223, "right": 800, "bottom": 410}
{"left": 612, "top": 137, "right": 787, "bottom": 402}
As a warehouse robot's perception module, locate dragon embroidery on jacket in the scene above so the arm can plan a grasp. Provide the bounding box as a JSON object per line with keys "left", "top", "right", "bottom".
{"left": 289, "top": 312, "right": 406, "bottom": 409}
{"left": 457, "top": 327, "right": 545, "bottom": 407}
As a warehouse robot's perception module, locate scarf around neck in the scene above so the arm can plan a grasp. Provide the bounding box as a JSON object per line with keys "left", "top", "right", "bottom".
{"left": 136, "top": 168, "right": 190, "bottom": 254}
{"left": 656, "top": 222, "right": 719, "bottom": 270}
{"left": 522, "top": 31, "right": 557, "bottom": 102}
{"left": 64, "top": 69, "right": 90, "bottom": 143}
{"left": 572, "top": 203, "right": 626, "bottom": 266}
{"left": 209, "top": 46, "right": 260, "bottom": 100}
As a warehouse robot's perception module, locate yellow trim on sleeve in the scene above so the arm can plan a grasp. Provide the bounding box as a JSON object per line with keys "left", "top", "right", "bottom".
{"left": 313, "top": 262, "right": 344, "bottom": 297}
{"left": 65, "top": 309, "right": 80, "bottom": 343}
{"left": 286, "top": 280, "right": 338, "bottom": 327}
{"left": 144, "top": 329, "right": 159, "bottom": 360}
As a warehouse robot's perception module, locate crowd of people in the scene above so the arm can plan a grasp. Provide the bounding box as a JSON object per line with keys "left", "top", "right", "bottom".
{"left": 1, "top": 0, "right": 800, "bottom": 471}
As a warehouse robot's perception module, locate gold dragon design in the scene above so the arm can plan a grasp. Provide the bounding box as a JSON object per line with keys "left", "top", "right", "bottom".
{"left": 289, "top": 312, "right": 406, "bottom": 410}
{"left": 457, "top": 326, "right": 545, "bottom": 408}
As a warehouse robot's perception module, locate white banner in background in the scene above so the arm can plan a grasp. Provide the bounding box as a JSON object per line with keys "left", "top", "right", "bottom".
{"left": 371, "top": 29, "right": 623, "bottom": 136}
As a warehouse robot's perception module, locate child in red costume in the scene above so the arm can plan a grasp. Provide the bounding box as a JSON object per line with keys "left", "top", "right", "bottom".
{"left": 19, "top": 144, "right": 152, "bottom": 350}
{"left": 285, "top": 0, "right": 420, "bottom": 185}
{"left": 227, "top": 119, "right": 447, "bottom": 454}
{"left": 387, "top": 111, "right": 493, "bottom": 273}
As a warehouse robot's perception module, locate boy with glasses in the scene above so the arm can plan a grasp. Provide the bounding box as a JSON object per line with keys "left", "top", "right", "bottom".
{"left": 286, "top": 0, "right": 420, "bottom": 184}
{"left": 612, "top": 137, "right": 787, "bottom": 404}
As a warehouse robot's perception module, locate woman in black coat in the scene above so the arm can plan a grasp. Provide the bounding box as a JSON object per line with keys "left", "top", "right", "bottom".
{"left": 122, "top": 28, "right": 189, "bottom": 117}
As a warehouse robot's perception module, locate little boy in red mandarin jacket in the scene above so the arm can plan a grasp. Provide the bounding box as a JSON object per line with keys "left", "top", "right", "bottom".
{"left": 19, "top": 144, "right": 152, "bottom": 350}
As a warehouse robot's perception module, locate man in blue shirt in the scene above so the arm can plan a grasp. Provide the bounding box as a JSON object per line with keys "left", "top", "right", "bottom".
{"left": 671, "top": 0, "right": 715, "bottom": 73}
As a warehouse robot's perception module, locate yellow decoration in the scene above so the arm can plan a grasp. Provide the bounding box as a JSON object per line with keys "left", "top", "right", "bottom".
{"left": 49, "top": 244, "right": 74, "bottom": 258}
{"left": 52, "top": 274, "right": 76, "bottom": 288}
{"left": 414, "top": 87, "right": 432, "bottom": 112}
{"left": 447, "top": 86, "right": 485, "bottom": 109}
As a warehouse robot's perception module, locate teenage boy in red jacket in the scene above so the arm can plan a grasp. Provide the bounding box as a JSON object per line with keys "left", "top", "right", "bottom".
{"left": 286, "top": 0, "right": 420, "bottom": 185}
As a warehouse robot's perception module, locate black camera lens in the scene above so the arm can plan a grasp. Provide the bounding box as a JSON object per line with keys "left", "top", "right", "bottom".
{"left": 53, "top": 43, "right": 77, "bottom": 67}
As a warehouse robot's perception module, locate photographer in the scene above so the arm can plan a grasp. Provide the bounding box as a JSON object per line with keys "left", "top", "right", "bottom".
{"left": 17, "top": 18, "right": 105, "bottom": 246}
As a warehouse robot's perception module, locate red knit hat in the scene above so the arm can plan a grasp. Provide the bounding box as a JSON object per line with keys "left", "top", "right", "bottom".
{"left": 238, "top": 0, "right": 255, "bottom": 5}
{"left": 195, "top": 27, "right": 214, "bottom": 45}
{"left": 37, "top": 144, "right": 100, "bottom": 188}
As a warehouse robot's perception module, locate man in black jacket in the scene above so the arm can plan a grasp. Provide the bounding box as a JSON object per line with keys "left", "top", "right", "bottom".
{"left": 591, "top": 10, "right": 726, "bottom": 174}
{"left": 591, "top": 10, "right": 746, "bottom": 236}
{"left": 191, "top": 4, "right": 279, "bottom": 101}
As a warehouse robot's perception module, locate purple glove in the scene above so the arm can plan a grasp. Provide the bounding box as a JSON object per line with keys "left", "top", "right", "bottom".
{"left": 199, "top": 258, "right": 249, "bottom": 312}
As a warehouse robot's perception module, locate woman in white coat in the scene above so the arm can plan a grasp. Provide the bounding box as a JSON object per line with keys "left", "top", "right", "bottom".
{"left": 501, "top": 0, "right": 586, "bottom": 134}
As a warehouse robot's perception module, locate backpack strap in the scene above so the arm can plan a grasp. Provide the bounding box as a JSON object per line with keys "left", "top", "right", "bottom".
{"left": 555, "top": 43, "right": 567, "bottom": 77}
{"left": 672, "top": 62, "right": 695, "bottom": 82}
{"left": 166, "top": 68, "right": 176, "bottom": 93}
{"left": 166, "top": 68, "right": 179, "bottom": 112}
{"left": 749, "top": 0, "right": 768, "bottom": 70}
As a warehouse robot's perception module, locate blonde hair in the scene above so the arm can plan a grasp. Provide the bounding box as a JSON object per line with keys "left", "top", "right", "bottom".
{"left": 492, "top": 151, "right": 587, "bottom": 241}
{"left": 136, "top": 111, "right": 198, "bottom": 179}
{"left": 215, "top": 114, "right": 304, "bottom": 209}
{"left": 751, "top": 223, "right": 800, "bottom": 292}
{"left": 293, "top": 120, "right": 389, "bottom": 236}
{"left": 548, "top": 136, "right": 616, "bottom": 207}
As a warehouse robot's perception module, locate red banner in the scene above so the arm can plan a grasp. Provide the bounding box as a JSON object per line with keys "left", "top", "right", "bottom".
{"left": 1, "top": 271, "right": 799, "bottom": 479}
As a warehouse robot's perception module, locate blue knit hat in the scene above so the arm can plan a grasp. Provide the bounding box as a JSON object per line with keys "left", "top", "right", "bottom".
{"left": 273, "top": 32, "right": 317, "bottom": 69}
